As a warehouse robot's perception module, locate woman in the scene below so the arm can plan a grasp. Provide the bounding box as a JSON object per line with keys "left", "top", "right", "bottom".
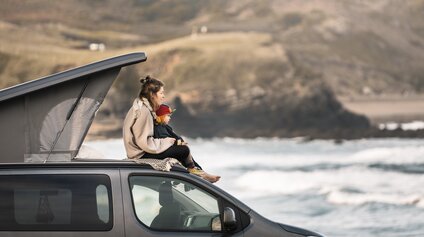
{"left": 123, "top": 75, "right": 220, "bottom": 183}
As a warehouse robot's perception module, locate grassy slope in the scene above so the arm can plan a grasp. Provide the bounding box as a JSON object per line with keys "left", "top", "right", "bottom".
{"left": 103, "top": 32, "right": 289, "bottom": 113}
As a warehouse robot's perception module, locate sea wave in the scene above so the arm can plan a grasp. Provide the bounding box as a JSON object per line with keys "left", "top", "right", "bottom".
{"left": 324, "top": 188, "right": 424, "bottom": 207}
{"left": 347, "top": 146, "right": 424, "bottom": 165}
{"left": 234, "top": 167, "right": 424, "bottom": 206}
{"left": 191, "top": 138, "right": 424, "bottom": 170}
{"left": 368, "top": 163, "right": 424, "bottom": 174}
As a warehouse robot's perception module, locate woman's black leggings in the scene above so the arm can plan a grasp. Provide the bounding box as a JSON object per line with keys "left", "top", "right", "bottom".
{"left": 142, "top": 145, "right": 202, "bottom": 169}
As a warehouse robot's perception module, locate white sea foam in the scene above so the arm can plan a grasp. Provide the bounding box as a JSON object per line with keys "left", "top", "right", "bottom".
{"left": 379, "top": 121, "right": 424, "bottom": 131}
{"left": 232, "top": 166, "right": 424, "bottom": 207}
{"left": 192, "top": 143, "right": 424, "bottom": 173}
{"left": 83, "top": 139, "right": 126, "bottom": 159}
{"left": 347, "top": 146, "right": 424, "bottom": 164}
{"left": 325, "top": 189, "right": 423, "bottom": 206}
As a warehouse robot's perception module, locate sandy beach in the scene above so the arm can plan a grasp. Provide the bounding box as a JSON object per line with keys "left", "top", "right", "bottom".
{"left": 339, "top": 95, "right": 424, "bottom": 124}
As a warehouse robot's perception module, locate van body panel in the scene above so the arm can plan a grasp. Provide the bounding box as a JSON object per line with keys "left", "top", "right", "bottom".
{"left": 0, "top": 163, "right": 324, "bottom": 237}
{"left": 243, "top": 210, "right": 303, "bottom": 237}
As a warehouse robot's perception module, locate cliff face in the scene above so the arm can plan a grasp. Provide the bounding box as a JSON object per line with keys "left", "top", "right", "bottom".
{"left": 170, "top": 66, "right": 371, "bottom": 138}
{"left": 170, "top": 81, "right": 370, "bottom": 138}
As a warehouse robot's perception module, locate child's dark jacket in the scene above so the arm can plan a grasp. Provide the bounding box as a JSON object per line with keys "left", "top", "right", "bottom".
{"left": 153, "top": 124, "right": 183, "bottom": 140}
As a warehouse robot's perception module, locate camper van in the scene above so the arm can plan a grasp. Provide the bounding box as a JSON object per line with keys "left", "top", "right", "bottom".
{"left": 0, "top": 53, "right": 324, "bottom": 237}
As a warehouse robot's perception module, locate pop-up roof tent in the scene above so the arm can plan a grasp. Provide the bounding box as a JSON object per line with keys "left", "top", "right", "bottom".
{"left": 0, "top": 52, "right": 146, "bottom": 163}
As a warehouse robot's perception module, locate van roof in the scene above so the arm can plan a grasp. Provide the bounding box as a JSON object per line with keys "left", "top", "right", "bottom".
{"left": 0, "top": 159, "right": 188, "bottom": 172}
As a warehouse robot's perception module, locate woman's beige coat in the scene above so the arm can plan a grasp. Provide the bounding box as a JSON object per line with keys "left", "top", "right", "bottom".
{"left": 123, "top": 98, "right": 174, "bottom": 159}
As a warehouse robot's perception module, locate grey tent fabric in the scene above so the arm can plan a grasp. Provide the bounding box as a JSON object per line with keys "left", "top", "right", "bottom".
{"left": 0, "top": 53, "right": 146, "bottom": 163}
{"left": 24, "top": 70, "right": 118, "bottom": 162}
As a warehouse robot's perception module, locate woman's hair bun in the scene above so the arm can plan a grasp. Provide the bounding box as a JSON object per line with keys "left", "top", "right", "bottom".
{"left": 139, "top": 75, "right": 151, "bottom": 85}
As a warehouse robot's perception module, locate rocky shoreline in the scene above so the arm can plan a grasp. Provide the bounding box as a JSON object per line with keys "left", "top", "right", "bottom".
{"left": 87, "top": 92, "right": 424, "bottom": 141}
{"left": 87, "top": 117, "right": 424, "bottom": 142}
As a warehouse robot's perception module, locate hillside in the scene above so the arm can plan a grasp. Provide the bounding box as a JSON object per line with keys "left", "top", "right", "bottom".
{"left": 1, "top": 0, "right": 423, "bottom": 138}
{"left": 1, "top": 0, "right": 424, "bottom": 94}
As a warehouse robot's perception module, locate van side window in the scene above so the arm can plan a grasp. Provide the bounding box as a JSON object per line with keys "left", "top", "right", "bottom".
{"left": 129, "top": 176, "right": 222, "bottom": 232}
{"left": 0, "top": 174, "right": 113, "bottom": 231}
{"left": 96, "top": 184, "right": 110, "bottom": 223}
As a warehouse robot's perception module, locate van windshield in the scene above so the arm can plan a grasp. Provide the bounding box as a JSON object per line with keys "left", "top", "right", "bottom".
{"left": 172, "top": 182, "right": 219, "bottom": 213}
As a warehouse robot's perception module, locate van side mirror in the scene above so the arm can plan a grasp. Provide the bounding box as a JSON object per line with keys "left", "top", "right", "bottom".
{"left": 223, "top": 207, "right": 237, "bottom": 232}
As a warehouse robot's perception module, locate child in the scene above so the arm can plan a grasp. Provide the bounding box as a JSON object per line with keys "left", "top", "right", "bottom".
{"left": 154, "top": 104, "right": 220, "bottom": 183}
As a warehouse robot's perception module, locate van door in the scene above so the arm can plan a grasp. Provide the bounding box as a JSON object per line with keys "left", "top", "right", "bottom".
{"left": 121, "top": 171, "right": 243, "bottom": 237}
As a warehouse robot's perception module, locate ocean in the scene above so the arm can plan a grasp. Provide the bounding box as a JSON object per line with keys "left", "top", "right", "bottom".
{"left": 82, "top": 137, "right": 424, "bottom": 237}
